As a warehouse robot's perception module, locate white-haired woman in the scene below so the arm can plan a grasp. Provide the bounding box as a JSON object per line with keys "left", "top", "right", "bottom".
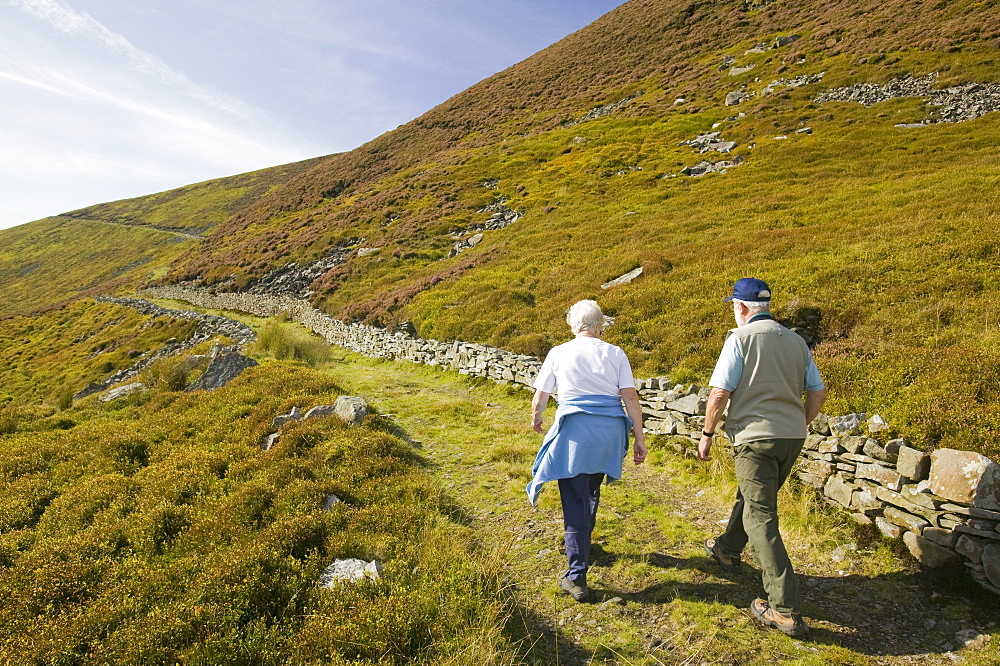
{"left": 527, "top": 299, "right": 647, "bottom": 601}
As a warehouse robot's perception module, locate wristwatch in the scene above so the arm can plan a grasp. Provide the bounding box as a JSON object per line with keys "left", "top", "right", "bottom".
{"left": 702, "top": 430, "right": 714, "bottom": 438}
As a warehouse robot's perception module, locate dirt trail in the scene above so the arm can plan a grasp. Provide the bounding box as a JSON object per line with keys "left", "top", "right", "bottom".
{"left": 337, "top": 358, "right": 998, "bottom": 665}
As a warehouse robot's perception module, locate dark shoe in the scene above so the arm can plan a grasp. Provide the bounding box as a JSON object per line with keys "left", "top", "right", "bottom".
{"left": 704, "top": 538, "right": 742, "bottom": 573}
{"left": 751, "top": 598, "right": 809, "bottom": 637}
{"left": 558, "top": 574, "right": 590, "bottom": 602}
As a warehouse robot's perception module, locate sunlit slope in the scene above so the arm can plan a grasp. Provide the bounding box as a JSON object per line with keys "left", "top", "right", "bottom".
{"left": 0, "top": 217, "right": 192, "bottom": 318}
{"left": 0, "top": 158, "right": 326, "bottom": 317}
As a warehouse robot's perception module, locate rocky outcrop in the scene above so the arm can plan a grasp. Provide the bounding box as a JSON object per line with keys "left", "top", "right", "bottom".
{"left": 562, "top": 93, "right": 642, "bottom": 128}
{"left": 680, "top": 132, "right": 737, "bottom": 153}
{"left": 185, "top": 350, "right": 257, "bottom": 391}
{"left": 449, "top": 200, "right": 521, "bottom": 257}
{"left": 601, "top": 267, "right": 643, "bottom": 290}
{"left": 680, "top": 155, "right": 745, "bottom": 177}
{"left": 76, "top": 297, "right": 256, "bottom": 400}
{"left": 815, "top": 74, "right": 1000, "bottom": 124}
{"left": 246, "top": 244, "right": 352, "bottom": 299}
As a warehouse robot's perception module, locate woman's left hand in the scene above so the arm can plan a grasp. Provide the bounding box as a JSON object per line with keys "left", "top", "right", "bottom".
{"left": 633, "top": 439, "right": 647, "bottom": 465}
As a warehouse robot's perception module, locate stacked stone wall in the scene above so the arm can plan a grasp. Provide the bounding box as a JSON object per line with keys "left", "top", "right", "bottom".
{"left": 138, "top": 286, "right": 1000, "bottom": 595}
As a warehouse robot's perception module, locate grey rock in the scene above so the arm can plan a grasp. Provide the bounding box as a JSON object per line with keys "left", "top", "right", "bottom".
{"left": 809, "top": 412, "right": 831, "bottom": 435}
{"left": 956, "top": 534, "right": 985, "bottom": 563}
{"left": 725, "top": 89, "right": 749, "bottom": 106}
{"left": 829, "top": 413, "right": 866, "bottom": 437}
{"left": 318, "top": 559, "right": 383, "bottom": 588}
{"left": 601, "top": 267, "right": 643, "bottom": 290}
{"left": 729, "top": 65, "right": 756, "bottom": 76}
{"left": 262, "top": 433, "right": 281, "bottom": 451}
{"left": 929, "top": 449, "right": 1000, "bottom": 510}
{"left": 867, "top": 414, "right": 889, "bottom": 433}
{"left": 981, "top": 542, "right": 1000, "bottom": 588}
{"left": 876, "top": 516, "right": 903, "bottom": 539}
{"left": 903, "top": 531, "right": 960, "bottom": 568}
{"left": 664, "top": 393, "right": 706, "bottom": 416}
{"left": 272, "top": 406, "right": 304, "bottom": 429}
{"left": 304, "top": 405, "right": 338, "bottom": 421}
{"left": 185, "top": 351, "right": 258, "bottom": 391}
{"left": 98, "top": 382, "right": 146, "bottom": 402}
{"left": 334, "top": 396, "right": 368, "bottom": 425}
{"left": 825, "top": 475, "right": 855, "bottom": 509}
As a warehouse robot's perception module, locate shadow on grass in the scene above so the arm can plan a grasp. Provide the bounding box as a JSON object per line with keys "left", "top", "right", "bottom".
{"left": 504, "top": 596, "right": 596, "bottom": 665}
{"left": 599, "top": 550, "right": 998, "bottom": 658}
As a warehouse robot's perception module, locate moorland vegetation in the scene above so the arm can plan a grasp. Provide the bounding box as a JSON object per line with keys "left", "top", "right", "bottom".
{"left": 1, "top": 0, "right": 1000, "bottom": 661}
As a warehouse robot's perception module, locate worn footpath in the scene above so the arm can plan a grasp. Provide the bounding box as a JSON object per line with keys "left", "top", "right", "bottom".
{"left": 326, "top": 353, "right": 999, "bottom": 666}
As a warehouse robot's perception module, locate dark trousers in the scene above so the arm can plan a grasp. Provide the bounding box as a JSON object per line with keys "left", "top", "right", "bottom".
{"left": 716, "top": 438, "right": 805, "bottom": 614}
{"left": 558, "top": 472, "right": 604, "bottom": 583}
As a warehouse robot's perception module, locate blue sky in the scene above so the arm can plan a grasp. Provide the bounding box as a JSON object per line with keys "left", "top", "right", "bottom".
{"left": 0, "top": 0, "right": 626, "bottom": 230}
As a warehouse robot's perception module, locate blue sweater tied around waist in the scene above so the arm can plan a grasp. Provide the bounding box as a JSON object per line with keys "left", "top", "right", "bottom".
{"left": 526, "top": 394, "right": 631, "bottom": 506}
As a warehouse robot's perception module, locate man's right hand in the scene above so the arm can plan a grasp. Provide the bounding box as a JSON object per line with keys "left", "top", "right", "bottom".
{"left": 697, "top": 434, "right": 713, "bottom": 461}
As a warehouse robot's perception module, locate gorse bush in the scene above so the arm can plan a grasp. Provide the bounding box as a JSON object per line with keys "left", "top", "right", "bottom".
{"left": 0, "top": 363, "right": 516, "bottom": 664}
{"left": 250, "top": 318, "right": 333, "bottom": 367}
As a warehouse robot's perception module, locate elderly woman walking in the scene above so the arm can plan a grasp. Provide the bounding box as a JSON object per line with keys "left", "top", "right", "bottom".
{"left": 527, "top": 300, "right": 647, "bottom": 601}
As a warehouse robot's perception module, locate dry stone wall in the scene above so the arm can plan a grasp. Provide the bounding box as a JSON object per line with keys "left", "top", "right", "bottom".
{"left": 137, "top": 286, "right": 1000, "bottom": 596}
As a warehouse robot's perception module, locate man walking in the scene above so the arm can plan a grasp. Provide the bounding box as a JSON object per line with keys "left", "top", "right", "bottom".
{"left": 697, "top": 278, "right": 827, "bottom": 637}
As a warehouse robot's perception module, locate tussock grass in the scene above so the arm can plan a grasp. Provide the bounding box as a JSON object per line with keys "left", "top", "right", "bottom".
{"left": 249, "top": 317, "right": 333, "bottom": 367}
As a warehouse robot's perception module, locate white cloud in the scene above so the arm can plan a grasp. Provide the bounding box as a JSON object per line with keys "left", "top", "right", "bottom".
{"left": 10, "top": 0, "right": 261, "bottom": 121}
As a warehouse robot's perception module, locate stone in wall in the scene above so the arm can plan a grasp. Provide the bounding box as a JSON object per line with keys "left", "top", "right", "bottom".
{"left": 897, "top": 445, "right": 931, "bottom": 482}
{"left": 903, "top": 531, "right": 960, "bottom": 568}
{"left": 829, "top": 413, "right": 865, "bottom": 437}
{"left": 825, "top": 475, "right": 854, "bottom": 509}
{"left": 983, "top": 544, "right": 1000, "bottom": 588}
{"left": 929, "top": 449, "right": 1000, "bottom": 511}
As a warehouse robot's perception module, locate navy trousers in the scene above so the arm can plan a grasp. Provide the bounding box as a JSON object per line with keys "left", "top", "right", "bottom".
{"left": 558, "top": 472, "right": 605, "bottom": 583}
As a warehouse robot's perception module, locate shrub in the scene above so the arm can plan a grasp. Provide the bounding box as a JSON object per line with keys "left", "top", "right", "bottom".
{"left": 250, "top": 319, "right": 332, "bottom": 367}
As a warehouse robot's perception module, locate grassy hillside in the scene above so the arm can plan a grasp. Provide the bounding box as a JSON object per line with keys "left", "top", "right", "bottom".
{"left": 0, "top": 159, "right": 325, "bottom": 319}
{"left": 5, "top": 0, "right": 998, "bottom": 453}
{"left": 0, "top": 319, "right": 516, "bottom": 663}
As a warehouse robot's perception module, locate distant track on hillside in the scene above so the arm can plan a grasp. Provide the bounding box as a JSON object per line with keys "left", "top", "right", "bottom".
{"left": 65, "top": 216, "right": 204, "bottom": 241}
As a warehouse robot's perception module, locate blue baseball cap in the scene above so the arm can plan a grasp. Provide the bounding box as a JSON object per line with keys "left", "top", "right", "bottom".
{"left": 724, "top": 277, "right": 772, "bottom": 302}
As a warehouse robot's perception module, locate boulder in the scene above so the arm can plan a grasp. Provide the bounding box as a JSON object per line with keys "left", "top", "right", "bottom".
{"left": 929, "top": 449, "right": 1000, "bottom": 510}
{"left": 304, "top": 404, "right": 338, "bottom": 421}
{"left": 318, "top": 559, "right": 383, "bottom": 588}
{"left": 334, "top": 396, "right": 369, "bottom": 425}
{"left": 322, "top": 495, "right": 342, "bottom": 511}
{"left": 185, "top": 351, "right": 258, "bottom": 391}
{"left": 903, "top": 531, "right": 960, "bottom": 568}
